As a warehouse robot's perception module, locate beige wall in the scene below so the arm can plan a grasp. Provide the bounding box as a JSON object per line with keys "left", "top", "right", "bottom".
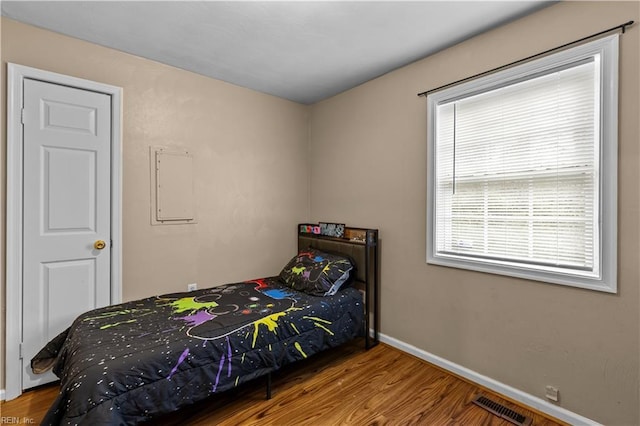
{"left": 0, "top": 18, "right": 310, "bottom": 391}
{"left": 309, "top": 2, "right": 639, "bottom": 425}
{"left": 2, "top": 2, "right": 639, "bottom": 425}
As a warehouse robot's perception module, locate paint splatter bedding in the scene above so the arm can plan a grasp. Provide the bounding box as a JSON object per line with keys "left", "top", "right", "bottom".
{"left": 35, "top": 277, "right": 364, "bottom": 425}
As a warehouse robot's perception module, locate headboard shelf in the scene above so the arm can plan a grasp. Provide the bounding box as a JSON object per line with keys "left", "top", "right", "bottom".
{"left": 298, "top": 223, "right": 377, "bottom": 245}
{"left": 297, "top": 223, "right": 379, "bottom": 348}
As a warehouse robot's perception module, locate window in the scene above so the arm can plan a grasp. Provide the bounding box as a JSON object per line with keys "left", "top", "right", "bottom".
{"left": 426, "top": 35, "right": 618, "bottom": 292}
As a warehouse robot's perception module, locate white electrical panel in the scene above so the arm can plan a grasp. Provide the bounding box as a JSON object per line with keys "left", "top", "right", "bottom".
{"left": 151, "top": 147, "right": 196, "bottom": 225}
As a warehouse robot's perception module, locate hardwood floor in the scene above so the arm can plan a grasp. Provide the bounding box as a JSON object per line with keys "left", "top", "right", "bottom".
{"left": 1, "top": 341, "right": 564, "bottom": 425}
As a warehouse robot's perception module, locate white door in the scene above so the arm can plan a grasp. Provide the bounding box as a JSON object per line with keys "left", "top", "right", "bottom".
{"left": 21, "top": 79, "right": 112, "bottom": 389}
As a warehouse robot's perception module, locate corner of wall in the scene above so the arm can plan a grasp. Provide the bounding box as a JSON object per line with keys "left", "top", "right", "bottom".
{"left": 305, "top": 104, "right": 313, "bottom": 221}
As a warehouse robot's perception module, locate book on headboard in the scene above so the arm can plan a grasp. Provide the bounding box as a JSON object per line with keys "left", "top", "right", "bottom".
{"left": 319, "top": 222, "right": 345, "bottom": 238}
{"left": 299, "top": 222, "right": 346, "bottom": 238}
{"left": 299, "top": 223, "right": 372, "bottom": 244}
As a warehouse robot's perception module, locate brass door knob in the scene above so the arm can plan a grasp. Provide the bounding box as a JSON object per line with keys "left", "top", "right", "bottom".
{"left": 94, "top": 240, "right": 106, "bottom": 250}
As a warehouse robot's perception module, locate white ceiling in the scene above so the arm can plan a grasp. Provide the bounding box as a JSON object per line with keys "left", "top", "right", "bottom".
{"left": 1, "top": 1, "right": 553, "bottom": 104}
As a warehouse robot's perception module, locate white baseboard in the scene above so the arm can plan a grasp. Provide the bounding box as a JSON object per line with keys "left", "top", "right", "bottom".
{"left": 378, "top": 333, "right": 601, "bottom": 426}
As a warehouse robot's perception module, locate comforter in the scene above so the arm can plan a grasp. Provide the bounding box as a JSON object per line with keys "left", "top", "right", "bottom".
{"left": 34, "top": 277, "right": 364, "bottom": 425}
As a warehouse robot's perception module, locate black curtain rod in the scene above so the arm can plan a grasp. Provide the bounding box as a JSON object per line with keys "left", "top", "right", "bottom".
{"left": 417, "top": 20, "right": 634, "bottom": 98}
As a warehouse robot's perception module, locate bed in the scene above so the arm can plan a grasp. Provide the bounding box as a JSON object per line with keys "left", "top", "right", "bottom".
{"left": 33, "top": 224, "right": 379, "bottom": 425}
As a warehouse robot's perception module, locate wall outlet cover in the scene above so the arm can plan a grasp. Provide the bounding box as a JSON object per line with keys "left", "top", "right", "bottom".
{"left": 545, "top": 385, "right": 559, "bottom": 402}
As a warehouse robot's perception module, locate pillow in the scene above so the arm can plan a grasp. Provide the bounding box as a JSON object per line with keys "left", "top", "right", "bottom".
{"left": 279, "top": 247, "right": 354, "bottom": 296}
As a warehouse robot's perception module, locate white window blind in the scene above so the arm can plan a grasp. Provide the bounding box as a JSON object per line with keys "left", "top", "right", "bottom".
{"left": 436, "top": 60, "right": 598, "bottom": 271}
{"left": 426, "top": 34, "right": 618, "bottom": 292}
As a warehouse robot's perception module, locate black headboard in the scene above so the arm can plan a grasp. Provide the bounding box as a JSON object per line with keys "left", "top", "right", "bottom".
{"left": 297, "top": 224, "right": 379, "bottom": 348}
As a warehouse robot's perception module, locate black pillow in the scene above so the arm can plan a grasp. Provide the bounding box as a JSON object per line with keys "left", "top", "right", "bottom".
{"left": 279, "top": 247, "right": 354, "bottom": 296}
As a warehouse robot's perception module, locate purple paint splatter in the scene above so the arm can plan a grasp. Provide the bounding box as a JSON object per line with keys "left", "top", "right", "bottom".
{"left": 175, "top": 310, "right": 215, "bottom": 327}
{"left": 212, "top": 354, "right": 225, "bottom": 393}
{"left": 226, "top": 336, "right": 232, "bottom": 377}
{"left": 167, "top": 348, "right": 189, "bottom": 380}
{"left": 213, "top": 338, "right": 233, "bottom": 392}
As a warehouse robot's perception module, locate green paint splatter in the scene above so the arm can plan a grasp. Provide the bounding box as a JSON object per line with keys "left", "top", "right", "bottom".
{"left": 235, "top": 376, "right": 239, "bottom": 386}
{"left": 291, "top": 323, "right": 300, "bottom": 334}
{"left": 169, "top": 297, "right": 218, "bottom": 314}
{"left": 100, "top": 319, "right": 137, "bottom": 330}
{"left": 83, "top": 309, "right": 149, "bottom": 321}
{"left": 294, "top": 342, "right": 307, "bottom": 358}
{"left": 291, "top": 266, "right": 305, "bottom": 275}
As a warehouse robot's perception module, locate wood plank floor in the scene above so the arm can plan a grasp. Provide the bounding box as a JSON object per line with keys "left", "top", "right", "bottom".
{"left": 1, "top": 341, "right": 564, "bottom": 425}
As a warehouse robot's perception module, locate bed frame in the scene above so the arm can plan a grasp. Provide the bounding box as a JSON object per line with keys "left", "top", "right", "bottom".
{"left": 36, "top": 224, "right": 381, "bottom": 422}
{"left": 297, "top": 223, "right": 380, "bottom": 349}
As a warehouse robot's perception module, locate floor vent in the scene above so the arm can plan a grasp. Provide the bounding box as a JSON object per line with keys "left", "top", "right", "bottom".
{"left": 472, "top": 395, "right": 533, "bottom": 426}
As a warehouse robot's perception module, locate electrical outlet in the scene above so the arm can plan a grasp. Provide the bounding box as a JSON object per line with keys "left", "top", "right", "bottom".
{"left": 187, "top": 283, "right": 197, "bottom": 292}
{"left": 545, "top": 385, "right": 559, "bottom": 402}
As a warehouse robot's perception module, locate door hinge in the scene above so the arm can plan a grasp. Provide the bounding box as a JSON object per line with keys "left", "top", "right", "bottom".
{"left": 20, "top": 108, "right": 25, "bottom": 124}
{"left": 19, "top": 342, "right": 24, "bottom": 359}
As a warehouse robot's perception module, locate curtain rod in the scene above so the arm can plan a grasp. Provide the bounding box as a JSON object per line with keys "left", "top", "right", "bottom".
{"left": 417, "top": 20, "right": 634, "bottom": 98}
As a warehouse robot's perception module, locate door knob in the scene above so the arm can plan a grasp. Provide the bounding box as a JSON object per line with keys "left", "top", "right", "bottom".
{"left": 94, "top": 240, "right": 106, "bottom": 250}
